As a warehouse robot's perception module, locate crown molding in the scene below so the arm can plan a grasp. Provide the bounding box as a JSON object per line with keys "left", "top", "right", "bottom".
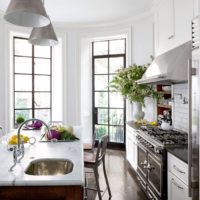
{"left": 54, "top": 9, "right": 154, "bottom": 30}
{"left": 0, "top": 6, "right": 154, "bottom": 31}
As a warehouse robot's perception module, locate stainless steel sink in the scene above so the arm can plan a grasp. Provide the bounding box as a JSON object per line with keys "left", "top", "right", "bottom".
{"left": 25, "top": 158, "right": 73, "bottom": 176}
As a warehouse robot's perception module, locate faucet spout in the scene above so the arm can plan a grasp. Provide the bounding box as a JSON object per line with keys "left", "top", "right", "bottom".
{"left": 17, "top": 118, "right": 50, "bottom": 149}
{"left": 9, "top": 118, "right": 50, "bottom": 171}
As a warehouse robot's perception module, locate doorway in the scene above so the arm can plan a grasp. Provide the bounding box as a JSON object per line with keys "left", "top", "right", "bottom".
{"left": 92, "top": 39, "right": 126, "bottom": 147}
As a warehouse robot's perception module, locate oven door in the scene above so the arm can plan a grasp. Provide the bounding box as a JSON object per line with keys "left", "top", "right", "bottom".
{"left": 147, "top": 152, "right": 163, "bottom": 197}
{"left": 137, "top": 143, "right": 148, "bottom": 178}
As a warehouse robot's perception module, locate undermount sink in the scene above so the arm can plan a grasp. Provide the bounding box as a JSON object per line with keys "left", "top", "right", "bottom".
{"left": 25, "top": 158, "right": 73, "bottom": 176}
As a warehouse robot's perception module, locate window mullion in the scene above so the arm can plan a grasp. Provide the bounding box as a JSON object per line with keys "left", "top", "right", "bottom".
{"left": 32, "top": 45, "right": 35, "bottom": 118}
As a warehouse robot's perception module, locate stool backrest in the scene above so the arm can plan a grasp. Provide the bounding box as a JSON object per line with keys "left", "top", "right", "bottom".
{"left": 95, "top": 135, "right": 108, "bottom": 164}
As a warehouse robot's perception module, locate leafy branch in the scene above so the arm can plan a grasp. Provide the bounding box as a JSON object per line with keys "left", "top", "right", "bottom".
{"left": 109, "top": 64, "right": 161, "bottom": 107}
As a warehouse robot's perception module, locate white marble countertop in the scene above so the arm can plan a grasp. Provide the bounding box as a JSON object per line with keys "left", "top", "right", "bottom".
{"left": 0, "top": 127, "right": 84, "bottom": 186}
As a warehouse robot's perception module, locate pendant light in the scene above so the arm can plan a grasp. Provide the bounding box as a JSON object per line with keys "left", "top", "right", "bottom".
{"left": 28, "top": 22, "right": 58, "bottom": 46}
{"left": 4, "top": 0, "right": 50, "bottom": 27}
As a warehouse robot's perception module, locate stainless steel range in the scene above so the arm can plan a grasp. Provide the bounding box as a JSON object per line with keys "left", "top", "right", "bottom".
{"left": 135, "top": 125, "right": 188, "bottom": 200}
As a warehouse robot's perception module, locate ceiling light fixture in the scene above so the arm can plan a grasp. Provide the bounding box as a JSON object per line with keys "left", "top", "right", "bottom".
{"left": 28, "top": 0, "right": 58, "bottom": 46}
{"left": 4, "top": 0, "right": 50, "bottom": 27}
{"left": 28, "top": 22, "right": 58, "bottom": 46}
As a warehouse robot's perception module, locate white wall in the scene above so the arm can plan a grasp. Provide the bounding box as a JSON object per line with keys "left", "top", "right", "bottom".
{"left": 0, "top": 16, "right": 5, "bottom": 130}
{"left": 78, "top": 14, "right": 155, "bottom": 142}
{"left": 0, "top": 12, "right": 155, "bottom": 142}
{"left": 172, "top": 83, "right": 189, "bottom": 132}
{"left": 132, "top": 16, "right": 157, "bottom": 122}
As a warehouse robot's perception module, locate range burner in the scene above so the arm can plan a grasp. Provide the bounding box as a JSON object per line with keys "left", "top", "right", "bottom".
{"left": 139, "top": 125, "right": 188, "bottom": 145}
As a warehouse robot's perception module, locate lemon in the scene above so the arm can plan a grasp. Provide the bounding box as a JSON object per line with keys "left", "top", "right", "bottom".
{"left": 23, "top": 136, "right": 29, "bottom": 143}
{"left": 8, "top": 134, "right": 29, "bottom": 145}
{"left": 149, "top": 121, "right": 157, "bottom": 126}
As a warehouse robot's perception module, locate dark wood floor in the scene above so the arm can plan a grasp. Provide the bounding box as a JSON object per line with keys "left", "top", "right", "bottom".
{"left": 92, "top": 149, "right": 147, "bottom": 200}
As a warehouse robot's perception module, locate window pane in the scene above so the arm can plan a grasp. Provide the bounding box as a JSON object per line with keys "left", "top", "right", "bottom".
{"left": 15, "top": 75, "right": 32, "bottom": 91}
{"left": 35, "top": 75, "right": 50, "bottom": 91}
{"left": 34, "top": 93, "right": 50, "bottom": 108}
{"left": 94, "top": 58, "right": 108, "bottom": 74}
{"left": 110, "top": 92, "right": 124, "bottom": 108}
{"left": 95, "top": 125, "right": 108, "bottom": 139}
{"left": 14, "top": 38, "right": 32, "bottom": 56}
{"left": 109, "top": 126, "right": 124, "bottom": 143}
{"left": 15, "top": 110, "right": 32, "bottom": 122}
{"left": 98, "top": 109, "right": 108, "bottom": 124}
{"left": 35, "top": 58, "right": 51, "bottom": 75}
{"left": 109, "top": 109, "right": 124, "bottom": 125}
{"left": 95, "top": 75, "right": 108, "bottom": 91}
{"left": 15, "top": 57, "right": 32, "bottom": 74}
{"left": 110, "top": 57, "right": 124, "bottom": 73}
{"left": 110, "top": 39, "right": 125, "bottom": 54}
{"left": 35, "top": 109, "right": 50, "bottom": 123}
{"left": 93, "top": 41, "right": 108, "bottom": 55}
{"left": 95, "top": 92, "right": 108, "bottom": 107}
{"left": 15, "top": 92, "right": 32, "bottom": 109}
{"left": 34, "top": 46, "right": 51, "bottom": 58}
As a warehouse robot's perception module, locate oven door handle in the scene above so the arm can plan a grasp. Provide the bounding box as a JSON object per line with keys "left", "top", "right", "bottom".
{"left": 143, "top": 163, "right": 155, "bottom": 172}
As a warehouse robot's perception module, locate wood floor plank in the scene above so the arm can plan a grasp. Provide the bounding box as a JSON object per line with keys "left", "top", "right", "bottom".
{"left": 86, "top": 149, "right": 147, "bottom": 200}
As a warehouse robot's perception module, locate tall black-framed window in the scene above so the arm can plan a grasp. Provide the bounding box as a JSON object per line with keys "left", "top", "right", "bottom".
{"left": 92, "top": 38, "right": 126, "bottom": 147}
{"left": 13, "top": 37, "right": 52, "bottom": 126}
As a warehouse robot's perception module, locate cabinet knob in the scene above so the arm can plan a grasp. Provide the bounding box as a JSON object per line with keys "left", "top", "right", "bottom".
{"left": 168, "top": 35, "right": 174, "bottom": 40}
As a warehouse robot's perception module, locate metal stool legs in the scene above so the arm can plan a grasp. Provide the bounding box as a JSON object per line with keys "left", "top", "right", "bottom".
{"left": 84, "top": 135, "right": 112, "bottom": 199}
{"left": 94, "top": 167, "right": 102, "bottom": 200}
{"left": 103, "top": 157, "right": 112, "bottom": 198}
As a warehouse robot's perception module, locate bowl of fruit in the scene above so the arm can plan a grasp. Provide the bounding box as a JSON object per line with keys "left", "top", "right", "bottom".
{"left": 23, "top": 120, "right": 43, "bottom": 130}
{"left": 42, "top": 125, "right": 79, "bottom": 142}
{"left": 7, "top": 134, "right": 36, "bottom": 150}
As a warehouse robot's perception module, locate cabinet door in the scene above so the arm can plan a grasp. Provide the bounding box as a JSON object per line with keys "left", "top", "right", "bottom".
{"left": 174, "top": 0, "right": 193, "bottom": 47}
{"left": 126, "top": 136, "right": 134, "bottom": 165}
{"left": 168, "top": 172, "right": 192, "bottom": 200}
{"left": 155, "top": 0, "right": 174, "bottom": 55}
{"left": 155, "top": 0, "right": 193, "bottom": 56}
{"left": 193, "top": 0, "right": 199, "bottom": 17}
{"left": 132, "top": 138, "right": 138, "bottom": 170}
{"left": 126, "top": 126, "right": 138, "bottom": 170}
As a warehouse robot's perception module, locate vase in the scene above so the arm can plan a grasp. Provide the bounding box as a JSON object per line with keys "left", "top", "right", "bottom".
{"left": 133, "top": 102, "right": 145, "bottom": 120}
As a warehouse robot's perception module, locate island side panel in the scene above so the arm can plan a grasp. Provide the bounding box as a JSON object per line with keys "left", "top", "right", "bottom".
{"left": 0, "top": 186, "right": 83, "bottom": 200}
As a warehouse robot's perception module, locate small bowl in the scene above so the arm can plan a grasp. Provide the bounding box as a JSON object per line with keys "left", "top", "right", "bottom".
{"left": 162, "top": 86, "right": 171, "bottom": 92}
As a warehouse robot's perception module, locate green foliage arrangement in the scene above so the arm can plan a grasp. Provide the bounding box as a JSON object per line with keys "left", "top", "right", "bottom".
{"left": 109, "top": 64, "right": 160, "bottom": 107}
{"left": 16, "top": 115, "right": 25, "bottom": 124}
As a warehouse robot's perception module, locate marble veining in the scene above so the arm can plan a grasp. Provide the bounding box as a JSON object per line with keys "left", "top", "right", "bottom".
{"left": 0, "top": 127, "right": 84, "bottom": 186}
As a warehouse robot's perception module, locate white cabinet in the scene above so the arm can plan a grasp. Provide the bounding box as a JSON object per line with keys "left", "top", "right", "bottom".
{"left": 126, "top": 125, "right": 138, "bottom": 171}
{"left": 155, "top": 0, "right": 174, "bottom": 55}
{"left": 168, "top": 172, "right": 191, "bottom": 200}
{"left": 154, "top": 0, "right": 194, "bottom": 56}
{"left": 193, "top": 0, "right": 199, "bottom": 17}
{"left": 167, "top": 153, "right": 192, "bottom": 200}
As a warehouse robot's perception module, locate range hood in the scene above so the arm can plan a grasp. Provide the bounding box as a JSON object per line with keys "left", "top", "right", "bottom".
{"left": 137, "top": 41, "right": 192, "bottom": 85}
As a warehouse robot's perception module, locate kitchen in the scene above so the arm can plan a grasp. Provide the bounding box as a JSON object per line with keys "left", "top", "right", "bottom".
{"left": 0, "top": 0, "right": 199, "bottom": 200}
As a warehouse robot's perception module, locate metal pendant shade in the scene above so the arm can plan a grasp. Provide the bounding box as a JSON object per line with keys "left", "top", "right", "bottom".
{"left": 4, "top": 0, "right": 50, "bottom": 27}
{"left": 28, "top": 23, "right": 58, "bottom": 46}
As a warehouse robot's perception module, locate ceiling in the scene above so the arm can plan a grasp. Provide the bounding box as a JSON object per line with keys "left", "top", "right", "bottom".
{"left": 0, "top": 0, "right": 153, "bottom": 25}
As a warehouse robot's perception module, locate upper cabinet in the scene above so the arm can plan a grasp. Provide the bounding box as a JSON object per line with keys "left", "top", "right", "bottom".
{"left": 154, "top": 0, "right": 194, "bottom": 56}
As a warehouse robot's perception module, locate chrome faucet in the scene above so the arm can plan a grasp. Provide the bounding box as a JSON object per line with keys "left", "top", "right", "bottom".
{"left": 9, "top": 118, "right": 50, "bottom": 171}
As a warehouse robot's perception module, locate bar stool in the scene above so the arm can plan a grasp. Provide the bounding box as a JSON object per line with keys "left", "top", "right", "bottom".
{"left": 84, "top": 135, "right": 112, "bottom": 200}
{"left": 83, "top": 131, "right": 96, "bottom": 152}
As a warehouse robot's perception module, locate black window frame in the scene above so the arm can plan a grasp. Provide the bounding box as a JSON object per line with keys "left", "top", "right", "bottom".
{"left": 13, "top": 36, "right": 52, "bottom": 126}
{"left": 92, "top": 38, "right": 126, "bottom": 148}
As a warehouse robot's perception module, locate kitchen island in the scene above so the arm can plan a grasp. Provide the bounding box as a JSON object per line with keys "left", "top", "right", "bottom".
{"left": 0, "top": 128, "right": 84, "bottom": 200}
